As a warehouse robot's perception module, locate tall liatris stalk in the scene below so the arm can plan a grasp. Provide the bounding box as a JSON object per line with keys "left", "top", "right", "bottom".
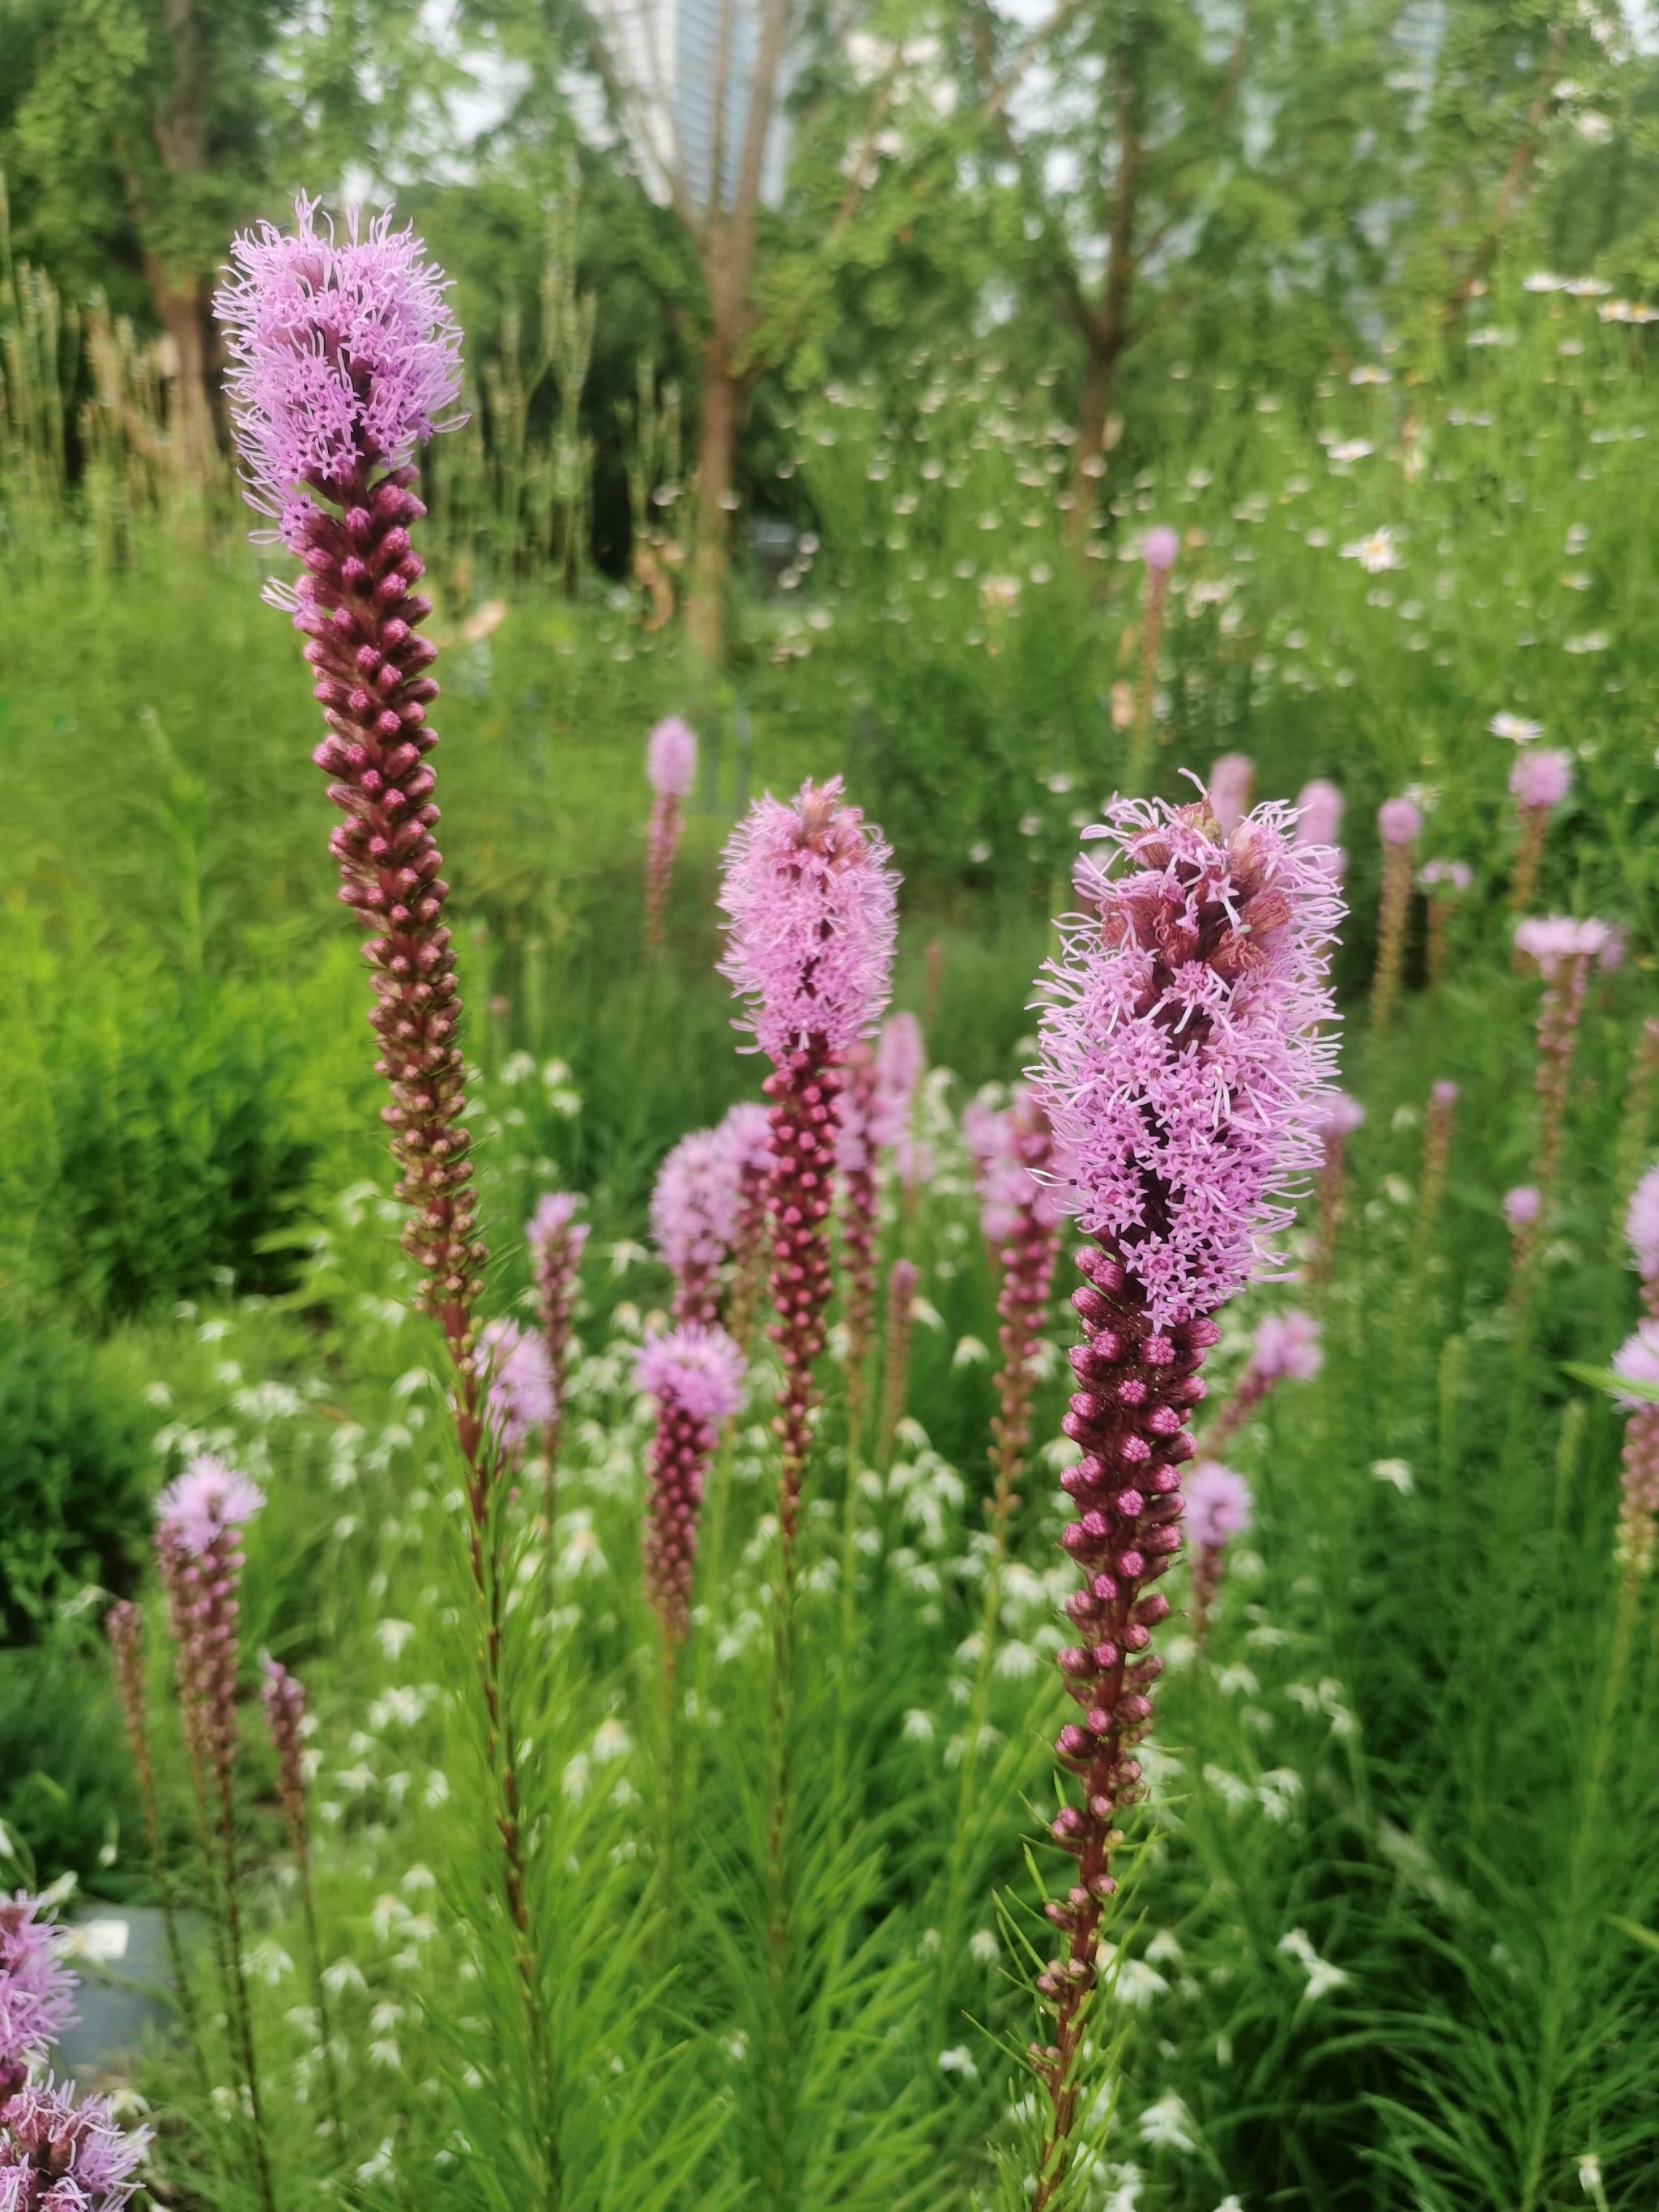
{"left": 104, "top": 1603, "right": 198, "bottom": 2069}
{"left": 1026, "top": 792, "right": 1341, "bottom": 2202}
{"left": 260, "top": 1658, "right": 339, "bottom": 2129}
{"left": 717, "top": 778, "right": 898, "bottom": 1563}
{"left": 0, "top": 1894, "right": 75, "bottom": 2102}
{"left": 643, "top": 716, "right": 697, "bottom": 953}
{"left": 1124, "top": 526, "right": 1178, "bottom": 794}
{"left": 1369, "top": 795, "right": 1420, "bottom": 1033}
{"left": 1612, "top": 1325, "right": 1659, "bottom": 1575}
{"left": 1514, "top": 916, "right": 1618, "bottom": 1228}
{"left": 1202, "top": 1310, "right": 1322, "bottom": 1452}
{"left": 651, "top": 1127, "right": 742, "bottom": 1327}
{"left": 1310, "top": 1090, "right": 1364, "bottom": 1285}
{"left": 526, "top": 1191, "right": 588, "bottom": 1521}
{"left": 1504, "top": 1184, "right": 1542, "bottom": 1275}
{"left": 637, "top": 1328, "right": 747, "bottom": 1649}
{"left": 963, "top": 1088, "right": 1066, "bottom": 1546}
{"left": 720, "top": 1102, "right": 774, "bottom": 1351}
{"left": 215, "top": 198, "right": 540, "bottom": 2067}
{"left": 154, "top": 1460, "right": 273, "bottom": 2212}
{"left": 1206, "top": 752, "right": 1254, "bottom": 837}
{"left": 876, "top": 1256, "right": 919, "bottom": 1473}
{"left": 1415, "top": 1080, "right": 1459, "bottom": 1251}
{"left": 1509, "top": 747, "right": 1572, "bottom": 913}
{"left": 1183, "top": 1461, "right": 1252, "bottom": 1649}
{"left": 1418, "top": 859, "right": 1470, "bottom": 991}
{"left": 835, "top": 1046, "right": 881, "bottom": 1440}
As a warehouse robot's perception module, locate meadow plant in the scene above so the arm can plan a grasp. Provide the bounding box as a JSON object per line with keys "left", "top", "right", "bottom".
{"left": 1204, "top": 1309, "right": 1322, "bottom": 1451}
{"left": 2, "top": 1899, "right": 147, "bottom": 2206}
{"left": 651, "top": 1127, "right": 741, "bottom": 1326}
{"left": 1509, "top": 748, "right": 1572, "bottom": 912}
{"left": 717, "top": 1102, "right": 773, "bottom": 1348}
{"left": 1183, "top": 1460, "right": 1253, "bottom": 1648}
{"left": 260, "top": 1658, "right": 339, "bottom": 2126}
{"left": 526, "top": 1191, "right": 588, "bottom": 1507}
{"left": 1419, "top": 858, "right": 1471, "bottom": 990}
{"left": 1026, "top": 791, "right": 1340, "bottom": 2198}
{"left": 103, "top": 1602, "right": 197, "bottom": 2065}
{"left": 637, "top": 1327, "right": 746, "bottom": 1647}
{"left": 1370, "top": 795, "right": 1421, "bottom": 1033}
{"left": 1206, "top": 752, "right": 1254, "bottom": 837}
{"left": 1417, "top": 1079, "right": 1460, "bottom": 1245}
{"left": 876, "top": 1255, "right": 918, "bottom": 1474}
{"left": 643, "top": 716, "right": 697, "bottom": 953}
{"left": 1515, "top": 916, "right": 1617, "bottom": 1221}
{"left": 480, "top": 1319, "right": 557, "bottom": 1469}
{"left": 964, "top": 1088, "right": 1066, "bottom": 1547}
{"left": 214, "top": 194, "right": 547, "bottom": 2134}
{"left": 1311, "top": 1089, "right": 1364, "bottom": 1282}
{"left": 717, "top": 778, "right": 898, "bottom": 1559}
{"left": 1627, "top": 1166, "right": 1659, "bottom": 1314}
{"left": 1125, "top": 525, "right": 1179, "bottom": 794}
{"left": 834, "top": 1045, "right": 881, "bottom": 1430}
{"left": 153, "top": 1460, "right": 271, "bottom": 2209}
{"left": 1610, "top": 1325, "right": 1659, "bottom": 1574}
{"left": 1505, "top": 1183, "right": 1542, "bottom": 1272}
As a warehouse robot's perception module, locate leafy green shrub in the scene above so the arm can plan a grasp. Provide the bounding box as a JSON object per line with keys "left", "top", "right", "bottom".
{"left": 0, "top": 1321, "right": 152, "bottom": 1640}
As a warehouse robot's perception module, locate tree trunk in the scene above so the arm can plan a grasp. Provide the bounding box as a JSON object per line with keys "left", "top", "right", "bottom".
{"left": 143, "top": 256, "right": 218, "bottom": 479}
{"left": 685, "top": 326, "right": 742, "bottom": 679}
{"left": 1068, "top": 327, "right": 1122, "bottom": 542}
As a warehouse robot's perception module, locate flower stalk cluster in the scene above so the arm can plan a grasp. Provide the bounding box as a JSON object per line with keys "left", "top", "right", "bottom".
{"left": 1370, "top": 796, "right": 1421, "bottom": 1033}
{"left": 644, "top": 716, "right": 697, "bottom": 953}
{"left": 104, "top": 1603, "right": 198, "bottom": 2065}
{"left": 1027, "top": 792, "right": 1340, "bottom": 2201}
{"left": 1310, "top": 1092, "right": 1364, "bottom": 1285}
{"left": 638, "top": 1328, "right": 747, "bottom": 1646}
{"left": 1184, "top": 1460, "right": 1253, "bottom": 1647}
{"left": 261, "top": 1658, "right": 339, "bottom": 2127}
{"left": 527, "top": 1191, "right": 588, "bottom": 1515}
{"left": 1515, "top": 916, "right": 1618, "bottom": 1230}
{"left": 965, "top": 1087, "right": 1065, "bottom": 1543}
{"left": 1204, "top": 1311, "right": 1322, "bottom": 1453}
{"left": 1419, "top": 859, "right": 1470, "bottom": 991}
{"left": 718, "top": 778, "right": 898, "bottom": 1561}
{"left": 1509, "top": 748, "right": 1572, "bottom": 914}
{"left": 1125, "top": 526, "right": 1178, "bottom": 793}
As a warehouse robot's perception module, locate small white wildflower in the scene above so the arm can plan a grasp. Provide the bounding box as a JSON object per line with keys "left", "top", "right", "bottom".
{"left": 322, "top": 1958, "right": 367, "bottom": 1997}
{"left": 969, "top": 1929, "right": 999, "bottom": 1966}
{"left": 1138, "top": 2093, "right": 1197, "bottom": 2153}
{"left": 1371, "top": 1458, "right": 1414, "bottom": 1494}
{"left": 374, "top": 1619, "right": 416, "bottom": 1660}
{"left": 952, "top": 1336, "right": 990, "bottom": 1368}
{"left": 938, "top": 2044, "right": 979, "bottom": 2081}
{"left": 901, "top": 1709, "right": 935, "bottom": 1743}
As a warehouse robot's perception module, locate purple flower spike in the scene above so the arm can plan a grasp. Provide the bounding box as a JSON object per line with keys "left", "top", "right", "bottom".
{"left": 480, "top": 1319, "right": 557, "bottom": 1462}
{"left": 1377, "top": 796, "right": 1422, "bottom": 847}
{"left": 1186, "top": 1460, "right": 1253, "bottom": 1647}
{"left": 1508, "top": 749, "right": 1572, "bottom": 912}
{"left": 1207, "top": 752, "right": 1255, "bottom": 838}
{"left": 260, "top": 1658, "right": 308, "bottom": 1848}
{"left": 719, "top": 779, "right": 898, "bottom": 1554}
{"left": 1141, "top": 526, "right": 1179, "bottom": 573}
{"left": 651, "top": 1129, "right": 742, "bottom": 1326}
{"left": 1505, "top": 1185, "right": 1542, "bottom": 1229}
{"left": 1613, "top": 1321, "right": 1659, "bottom": 1571}
{"left": 1042, "top": 796, "right": 1341, "bottom": 1328}
{"left": 1371, "top": 798, "right": 1420, "bottom": 1031}
{"left": 1026, "top": 788, "right": 1340, "bottom": 2195}
{"left": 719, "top": 1102, "right": 774, "bottom": 1348}
{"left": 215, "top": 200, "right": 482, "bottom": 1350}
{"left": 1296, "top": 778, "right": 1344, "bottom": 849}
{"left": 965, "top": 1086, "right": 1066, "bottom": 1538}
{"left": 155, "top": 1456, "right": 264, "bottom": 1774}
{"left": 1628, "top": 1165, "right": 1659, "bottom": 1310}
{"left": 637, "top": 1327, "right": 746, "bottom": 1643}
{"left": 719, "top": 778, "right": 898, "bottom": 1068}
{"left": 1311, "top": 1090, "right": 1364, "bottom": 1282}
{"left": 0, "top": 1897, "right": 75, "bottom": 2097}
{"left": 527, "top": 1193, "right": 588, "bottom": 1502}
{"left": 0, "top": 2077, "right": 149, "bottom": 2209}
{"left": 153, "top": 1456, "right": 266, "bottom": 1557}
{"left": 217, "top": 196, "right": 463, "bottom": 546}
{"left": 1516, "top": 915, "right": 1616, "bottom": 1225}
{"left": 644, "top": 717, "right": 698, "bottom": 950}
{"left": 1206, "top": 1309, "right": 1321, "bottom": 1447}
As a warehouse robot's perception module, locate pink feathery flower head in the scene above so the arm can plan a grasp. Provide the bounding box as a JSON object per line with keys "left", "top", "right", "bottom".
{"left": 1513, "top": 914, "right": 1614, "bottom": 976}
{"left": 527, "top": 1190, "right": 587, "bottom": 1258}
{"left": 637, "top": 1324, "right": 746, "bottom": 1642}
{"left": 965, "top": 1088, "right": 1070, "bottom": 1246}
{"left": 650, "top": 1127, "right": 740, "bottom": 1320}
{"left": 0, "top": 2077, "right": 149, "bottom": 2209}
{"left": 216, "top": 195, "right": 463, "bottom": 551}
{"left": 1208, "top": 752, "right": 1255, "bottom": 838}
{"left": 1627, "top": 1165, "right": 1659, "bottom": 1284}
{"left": 1142, "top": 525, "right": 1180, "bottom": 573}
{"left": 720, "top": 1100, "right": 773, "bottom": 1178}
{"left": 718, "top": 778, "right": 899, "bottom": 1064}
{"left": 1252, "top": 1308, "right": 1323, "bottom": 1383}
{"left": 1295, "top": 779, "right": 1344, "bottom": 849}
{"left": 1509, "top": 748, "right": 1572, "bottom": 811}
{"left": 646, "top": 716, "right": 698, "bottom": 799}
{"left": 1319, "top": 1091, "right": 1367, "bottom": 1139}
{"left": 1037, "top": 793, "right": 1344, "bottom": 1328}
{"left": 1432, "top": 1079, "right": 1460, "bottom": 1107}
{"left": 1419, "top": 858, "right": 1472, "bottom": 893}
{"left": 1184, "top": 1460, "right": 1254, "bottom": 1551}
{"left": 260, "top": 1656, "right": 309, "bottom": 1841}
{"left": 1504, "top": 1185, "right": 1542, "bottom": 1229}
{"left": 480, "top": 1318, "right": 556, "bottom": 1452}
{"left": 153, "top": 1456, "right": 266, "bottom": 1557}
{"left": 871, "top": 1011, "right": 925, "bottom": 1149}
{"left": 636, "top": 1325, "right": 748, "bottom": 1429}
{"left": 1377, "top": 796, "right": 1422, "bottom": 847}
{"left": 1614, "top": 1319, "right": 1659, "bottom": 1411}
{"left": 0, "top": 1898, "right": 75, "bottom": 2091}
